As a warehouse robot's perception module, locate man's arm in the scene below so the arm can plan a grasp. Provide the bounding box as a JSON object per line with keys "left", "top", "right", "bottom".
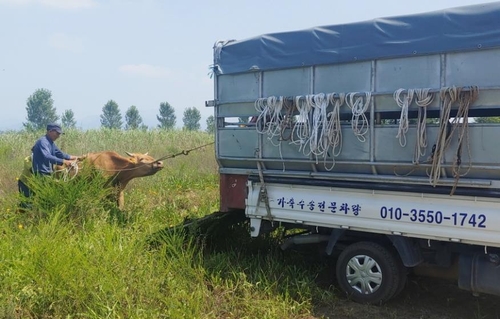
{"left": 54, "top": 144, "right": 83, "bottom": 166}
{"left": 38, "top": 140, "right": 65, "bottom": 166}
{"left": 53, "top": 144, "right": 71, "bottom": 161}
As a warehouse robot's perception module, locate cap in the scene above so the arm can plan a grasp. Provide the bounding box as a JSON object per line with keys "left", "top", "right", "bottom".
{"left": 47, "top": 123, "right": 64, "bottom": 134}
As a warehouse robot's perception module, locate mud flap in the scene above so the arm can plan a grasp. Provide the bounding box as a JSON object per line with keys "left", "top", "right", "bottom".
{"left": 387, "top": 235, "right": 424, "bottom": 267}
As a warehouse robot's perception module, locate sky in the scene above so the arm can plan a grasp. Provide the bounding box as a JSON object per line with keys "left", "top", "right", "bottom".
{"left": 0, "top": 0, "right": 498, "bottom": 131}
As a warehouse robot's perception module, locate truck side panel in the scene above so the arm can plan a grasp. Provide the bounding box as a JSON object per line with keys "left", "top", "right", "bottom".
{"left": 246, "top": 182, "right": 500, "bottom": 248}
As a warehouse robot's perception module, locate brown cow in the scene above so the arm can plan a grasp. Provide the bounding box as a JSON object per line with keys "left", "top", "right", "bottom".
{"left": 56, "top": 151, "right": 164, "bottom": 209}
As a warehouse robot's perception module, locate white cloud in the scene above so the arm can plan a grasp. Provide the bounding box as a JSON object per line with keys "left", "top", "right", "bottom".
{"left": 0, "top": 0, "right": 97, "bottom": 9}
{"left": 49, "top": 33, "right": 84, "bottom": 53}
{"left": 118, "top": 64, "right": 170, "bottom": 78}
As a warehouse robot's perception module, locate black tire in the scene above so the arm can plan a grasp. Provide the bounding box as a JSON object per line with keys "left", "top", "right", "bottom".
{"left": 336, "top": 241, "right": 405, "bottom": 304}
{"left": 393, "top": 262, "right": 408, "bottom": 299}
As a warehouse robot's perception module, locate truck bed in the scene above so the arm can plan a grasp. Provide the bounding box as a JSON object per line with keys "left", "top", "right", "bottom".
{"left": 213, "top": 2, "right": 500, "bottom": 193}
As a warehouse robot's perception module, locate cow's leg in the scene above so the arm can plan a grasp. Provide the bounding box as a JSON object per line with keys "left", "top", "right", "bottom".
{"left": 118, "top": 189, "right": 125, "bottom": 209}
{"left": 110, "top": 182, "right": 125, "bottom": 210}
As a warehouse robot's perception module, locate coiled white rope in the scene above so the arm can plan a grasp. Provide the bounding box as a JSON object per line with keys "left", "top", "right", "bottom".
{"left": 290, "top": 95, "right": 312, "bottom": 154}
{"left": 252, "top": 91, "right": 367, "bottom": 171}
{"left": 345, "top": 92, "right": 371, "bottom": 142}
{"left": 54, "top": 161, "right": 79, "bottom": 182}
{"left": 323, "top": 93, "right": 346, "bottom": 170}
{"left": 287, "top": 93, "right": 347, "bottom": 170}
{"left": 255, "top": 96, "right": 292, "bottom": 172}
{"left": 254, "top": 95, "right": 285, "bottom": 145}
{"left": 393, "top": 88, "right": 415, "bottom": 147}
{"left": 413, "top": 88, "right": 434, "bottom": 164}
{"left": 309, "top": 93, "right": 329, "bottom": 160}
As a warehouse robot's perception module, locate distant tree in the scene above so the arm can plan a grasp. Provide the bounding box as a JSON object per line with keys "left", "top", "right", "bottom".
{"left": 183, "top": 107, "right": 201, "bottom": 131}
{"left": 125, "top": 105, "right": 144, "bottom": 130}
{"left": 100, "top": 100, "right": 122, "bottom": 129}
{"left": 157, "top": 101, "right": 176, "bottom": 129}
{"left": 474, "top": 117, "right": 500, "bottom": 123}
{"left": 206, "top": 115, "right": 215, "bottom": 134}
{"left": 61, "top": 109, "right": 77, "bottom": 129}
{"left": 23, "top": 88, "right": 59, "bottom": 131}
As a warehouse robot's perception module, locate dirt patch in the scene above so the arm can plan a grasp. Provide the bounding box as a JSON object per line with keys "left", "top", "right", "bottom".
{"left": 312, "top": 269, "right": 500, "bottom": 319}
{"left": 284, "top": 244, "right": 500, "bottom": 319}
{"left": 193, "top": 216, "right": 500, "bottom": 319}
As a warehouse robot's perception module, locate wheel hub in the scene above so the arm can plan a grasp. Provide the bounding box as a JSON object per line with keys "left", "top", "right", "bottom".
{"left": 345, "top": 254, "right": 383, "bottom": 294}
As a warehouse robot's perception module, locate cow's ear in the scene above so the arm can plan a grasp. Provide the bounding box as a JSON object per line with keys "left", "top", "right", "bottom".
{"left": 125, "top": 151, "right": 134, "bottom": 157}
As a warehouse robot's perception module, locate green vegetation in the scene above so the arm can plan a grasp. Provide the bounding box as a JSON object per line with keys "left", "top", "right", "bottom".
{"left": 0, "top": 129, "right": 330, "bottom": 318}
{"left": 474, "top": 116, "right": 500, "bottom": 123}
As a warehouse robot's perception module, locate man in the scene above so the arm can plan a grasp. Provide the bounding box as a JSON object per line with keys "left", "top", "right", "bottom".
{"left": 18, "top": 123, "right": 81, "bottom": 199}
{"left": 31, "top": 123, "right": 79, "bottom": 175}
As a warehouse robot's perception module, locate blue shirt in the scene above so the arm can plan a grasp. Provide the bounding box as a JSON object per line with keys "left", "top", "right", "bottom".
{"left": 31, "top": 134, "right": 70, "bottom": 175}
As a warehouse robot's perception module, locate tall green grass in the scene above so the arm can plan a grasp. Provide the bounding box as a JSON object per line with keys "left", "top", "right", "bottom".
{"left": 0, "top": 129, "right": 331, "bottom": 318}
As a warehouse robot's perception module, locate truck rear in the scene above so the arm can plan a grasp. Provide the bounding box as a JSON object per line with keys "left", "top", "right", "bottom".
{"left": 208, "top": 3, "right": 500, "bottom": 303}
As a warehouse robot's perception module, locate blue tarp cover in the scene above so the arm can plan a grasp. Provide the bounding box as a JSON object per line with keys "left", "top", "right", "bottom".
{"left": 214, "top": 3, "right": 500, "bottom": 75}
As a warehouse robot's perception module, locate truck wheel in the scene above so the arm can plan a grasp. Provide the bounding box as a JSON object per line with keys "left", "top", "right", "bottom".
{"left": 336, "top": 241, "right": 404, "bottom": 304}
{"left": 393, "top": 262, "right": 408, "bottom": 299}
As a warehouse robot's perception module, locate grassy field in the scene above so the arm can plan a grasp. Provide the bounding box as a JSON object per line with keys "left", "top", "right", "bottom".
{"left": 1, "top": 129, "right": 499, "bottom": 319}
{"left": 0, "top": 129, "right": 333, "bottom": 319}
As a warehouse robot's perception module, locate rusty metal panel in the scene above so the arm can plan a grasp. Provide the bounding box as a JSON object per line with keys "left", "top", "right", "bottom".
{"left": 219, "top": 174, "right": 247, "bottom": 212}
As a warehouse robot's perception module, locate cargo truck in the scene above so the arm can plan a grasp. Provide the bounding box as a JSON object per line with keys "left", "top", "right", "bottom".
{"left": 207, "top": 2, "right": 500, "bottom": 303}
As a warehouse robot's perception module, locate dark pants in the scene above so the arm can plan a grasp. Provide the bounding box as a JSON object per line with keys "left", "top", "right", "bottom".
{"left": 18, "top": 180, "right": 31, "bottom": 198}
{"left": 18, "top": 180, "right": 32, "bottom": 210}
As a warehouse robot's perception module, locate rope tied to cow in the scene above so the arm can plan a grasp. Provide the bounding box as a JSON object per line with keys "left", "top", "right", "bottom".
{"left": 52, "top": 142, "right": 215, "bottom": 177}
{"left": 65, "top": 160, "right": 79, "bottom": 180}
{"left": 93, "top": 142, "right": 215, "bottom": 173}
{"left": 153, "top": 141, "right": 215, "bottom": 163}
{"left": 53, "top": 160, "right": 80, "bottom": 181}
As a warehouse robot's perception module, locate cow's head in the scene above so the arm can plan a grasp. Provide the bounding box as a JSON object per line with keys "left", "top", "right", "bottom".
{"left": 124, "top": 152, "right": 164, "bottom": 176}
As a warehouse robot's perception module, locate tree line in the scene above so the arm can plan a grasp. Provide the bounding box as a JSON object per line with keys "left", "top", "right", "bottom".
{"left": 23, "top": 88, "right": 216, "bottom": 133}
